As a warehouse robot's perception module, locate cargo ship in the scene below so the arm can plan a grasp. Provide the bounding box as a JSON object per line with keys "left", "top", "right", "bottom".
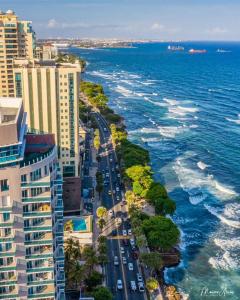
{"left": 189, "top": 49, "right": 207, "bottom": 54}
{"left": 168, "top": 45, "right": 184, "bottom": 51}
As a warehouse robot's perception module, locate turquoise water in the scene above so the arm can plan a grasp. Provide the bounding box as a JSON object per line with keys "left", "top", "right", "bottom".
{"left": 73, "top": 219, "right": 87, "bottom": 231}
{"left": 71, "top": 42, "right": 240, "bottom": 299}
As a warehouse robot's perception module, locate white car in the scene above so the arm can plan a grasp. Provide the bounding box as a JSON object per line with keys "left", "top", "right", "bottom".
{"left": 138, "top": 282, "right": 145, "bottom": 292}
{"left": 137, "top": 273, "right": 143, "bottom": 282}
{"left": 117, "top": 279, "right": 123, "bottom": 290}
{"left": 116, "top": 196, "right": 120, "bottom": 201}
{"left": 130, "top": 281, "right": 137, "bottom": 291}
{"left": 122, "top": 257, "right": 127, "bottom": 264}
{"left": 116, "top": 186, "right": 120, "bottom": 192}
{"left": 114, "top": 256, "right": 119, "bottom": 266}
{"left": 104, "top": 128, "right": 107, "bottom": 132}
{"left": 128, "top": 229, "right": 132, "bottom": 235}
{"left": 117, "top": 173, "right": 120, "bottom": 178}
{"left": 106, "top": 173, "right": 109, "bottom": 178}
{"left": 130, "top": 238, "right": 135, "bottom": 247}
{"left": 122, "top": 230, "right": 127, "bottom": 236}
{"left": 128, "top": 262, "right": 134, "bottom": 271}
{"left": 110, "top": 158, "right": 113, "bottom": 162}
{"left": 120, "top": 247, "right": 125, "bottom": 254}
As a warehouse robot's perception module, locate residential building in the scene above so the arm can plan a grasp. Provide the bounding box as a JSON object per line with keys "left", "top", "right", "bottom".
{"left": 13, "top": 58, "right": 81, "bottom": 178}
{"left": 0, "top": 98, "right": 65, "bottom": 300}
{"left": 0, "top": 10, "right": 36, "bottom": 97}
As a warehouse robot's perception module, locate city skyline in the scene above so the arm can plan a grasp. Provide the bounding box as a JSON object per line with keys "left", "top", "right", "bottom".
{"left": 1, "top": 0, "right": 240, "bottom": 41}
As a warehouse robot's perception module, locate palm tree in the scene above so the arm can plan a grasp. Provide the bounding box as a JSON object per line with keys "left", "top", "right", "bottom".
{"left": 146, "top": 277, "right": 159, "bottom": 293}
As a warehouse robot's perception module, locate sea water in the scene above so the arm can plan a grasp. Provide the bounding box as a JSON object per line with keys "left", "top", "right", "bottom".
{"left": 70, "top": 42, "right": 240, "bottom": 299}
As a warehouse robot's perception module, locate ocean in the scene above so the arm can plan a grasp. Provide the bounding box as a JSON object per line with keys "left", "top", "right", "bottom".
{"left": 70, "top": 42, "right": 240, "bottom": 299}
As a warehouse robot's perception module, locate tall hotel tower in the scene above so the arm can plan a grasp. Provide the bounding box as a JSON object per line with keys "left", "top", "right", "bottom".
{"left": 0, "top": 98, "right": 65, "bottom": 300}
{"left": 0, "top": 10, "right": 35, "bottom": 97}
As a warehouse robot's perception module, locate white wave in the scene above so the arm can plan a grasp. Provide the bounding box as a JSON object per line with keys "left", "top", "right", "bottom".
{"left": 128, "top": 74, "right": 141, "bottom": 79}
{"left": 189, "top": 193, "right": 208, "bottom": 205}
{"left": 163, "top": 97, "right": 179, "bottom": 106}
{"left": 152, "top": 92, "right": 158, "bottom": 96}
{"left": 89, "top": 70, "right": 113, "bottom": 79}
{"left": 214, "top": 181, "right": 237, "bottom": 196}
{"left": 209, "top": 251, "right": 239, "bottom": 270}
{"left": 149, "top": 117, "right": 156, "bottom": 125}
{"left": 144, "top": 97, "right": 168, "bottom": 107}
{"left": 120, "top": 79, "right": 135, "bottom": 86}
{"left": 204, "top": 204, "right": 240, "bottom": 229}
{"left": 141, "top": 137, "right": 160, "bottom": 143}
{"left": 158, "top": 125, "right": 189, "bottom": 138}
{"left": 214, "top": 238, "right": 240, "bottom": 251}
{"left": 115, "top": 85, "right": 132, "bottom": 97}
{"left": 226, "top": 117, "right": 240, "bottom": 125}
{"left": 197, "top": 161, "right": 208, "bottom": 170}
{"left": 173, "top": 155, "right": 237, "bottom": 202}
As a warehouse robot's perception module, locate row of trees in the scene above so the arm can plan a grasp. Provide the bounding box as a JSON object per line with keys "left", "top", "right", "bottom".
{"left": 64, "top": 238, "right": 112, "bottom": 299}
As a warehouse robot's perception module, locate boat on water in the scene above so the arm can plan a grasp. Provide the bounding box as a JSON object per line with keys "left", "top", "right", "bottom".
{"left": 216, "top": 49, "right": 231, "bottom": 53}
{"left": 167, "top": 45, "right": 185, "bottom": 51}
{"left": 189, "top": 49, "right": 207, "bottom": 54}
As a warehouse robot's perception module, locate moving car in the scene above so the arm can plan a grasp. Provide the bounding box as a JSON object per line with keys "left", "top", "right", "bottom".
{"left": 117, "top": 279, "right": 123, "bottom": 290}
{"left": 104, "top": 127, "right": 107, "bottom": 132}
{"left": 128, "top": 263, "right": 134, "bottom": 271}
{"left": 122, "top": 230, "right": 127, "bottom": 236}
{"left": 122, "top": 257, "right": 127, "bottom": 264}
{"left": 137, "top": 273, "right": 143, "bottom": 282}
{"left": 130, "top": 281, "right": 137, "bottom": 292}
{"left": 116, "top": 186, "right": 120, "bottom": 192}
{"left": 138, "top": 282, "right": 145, "bottom": 292}
{"left": 120, "top": 247, "right": 125, "bottom": 254}
{"left": 114, "top": 256, "right": 119, "bottom": 266}
{"left": 128, "top": 229, "right": 132, "bottom": 235}
{"left": 108, "top": 190, "right": 112, "bottom": 196}
{"left": 117, "top": 173, "right": 120, "bottom": 178}
{"left": 130, "top": 238, "right": 135, "bottom": 247}
{"left": 116, "top": 195, "right": 120, "bottom": 201}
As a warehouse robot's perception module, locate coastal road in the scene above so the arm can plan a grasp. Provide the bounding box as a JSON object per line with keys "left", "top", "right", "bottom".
{"left": 93, "top": 111, "right": 147, "bottom": 300}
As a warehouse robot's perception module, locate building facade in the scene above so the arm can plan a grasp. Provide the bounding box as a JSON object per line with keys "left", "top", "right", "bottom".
{"left": 0, "top": 10, "right": 35, "bottom": 97}
{"left": 13, "top": 59, "right": 81, "bottom": 177}
{"left": 0, "top": 98, "right": 65, "bottom": 300}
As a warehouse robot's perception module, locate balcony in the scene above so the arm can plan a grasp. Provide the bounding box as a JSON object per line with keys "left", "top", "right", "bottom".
{"left": 26, "top": 245, "right": 53, "bottom": 260}
{"left": 28, "top": 284, "right": 55, "bottom": 299}
{"left": 25, "top": 232, "right": 53, "bottom": 246}
{"left": 21, "top": 175, "right": 51, "bottom": 188}
{"left": 23, "top": 204, "right": 52, "bottom": 218}
{"left": 24, "top": 218, "right": 52, "bottom": 232}
{"left": 22, "top": 190, "right": 51, "bottom": 203}
{"left": 20, "top": 147, "right": 54, "bottom": 168}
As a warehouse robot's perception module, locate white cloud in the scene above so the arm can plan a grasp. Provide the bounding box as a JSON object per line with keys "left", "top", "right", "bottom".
{"left": 206, "top": 27, "right": 228, "bottom": 35}
{"left": 151, "top": 22, "right": 165, "bottom": 31}
{"left": 47, "top": 19, "right": 58, "bottom": 28}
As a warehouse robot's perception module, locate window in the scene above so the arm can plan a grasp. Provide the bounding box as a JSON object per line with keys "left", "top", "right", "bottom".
{"left": 21, "top": 174, "right": 27, "bottom": 182}
{"left": 1, "top": 196, "right": 10, "bottom": 207}
{"left": 0, "top": 179, "right": 9, "bottom": 192}
{"left": 3, "top": 213, "right": 10, "bottom": 222}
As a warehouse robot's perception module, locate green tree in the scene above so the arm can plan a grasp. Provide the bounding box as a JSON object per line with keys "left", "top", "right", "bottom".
{"left": 94, "top": 129, "right": 101, "bottom": 151}
{"left": 92, "top": 287, "right": 113, "bottom": 300}
{"left": 97, "top": 218, "right": 106, "bottom": 230}
{"left": 142, "top": 216, "right": 180, "bottom": 251}
{"left": 96, "top": 206, "right": 107, "bottom": 219}
{"left": 64, "top": 220, "right": 73, "bottom": 231}
{"left": 84, "top": 270, "right": 103, "bottom": 291}
{"left": 146, "top": 277, "right": 159, "bottom": 293}
{"left": 140, "top": 252, "right": 163, "bottom": 274}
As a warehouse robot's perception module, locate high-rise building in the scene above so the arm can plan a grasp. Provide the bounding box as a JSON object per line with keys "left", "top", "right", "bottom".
{"left": 13, "top": 59, "right": 81, "bottom": 178}
{"left": 0, "top": 98, "right": 65, "bottom": 300}
{"left": 0, "top": 10, "right": 35, "bottom": 97}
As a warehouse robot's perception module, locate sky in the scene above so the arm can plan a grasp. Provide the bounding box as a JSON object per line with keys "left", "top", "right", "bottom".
{"left": 1, "top": 0, "right": 240, "bottom": 40}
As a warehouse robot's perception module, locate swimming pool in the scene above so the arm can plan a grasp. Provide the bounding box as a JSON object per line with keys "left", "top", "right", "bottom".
{"left": 73, "top": 219, "right": 87, "bottom": 231}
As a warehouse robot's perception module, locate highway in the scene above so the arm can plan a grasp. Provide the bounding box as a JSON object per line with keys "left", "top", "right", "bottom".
{"left": 93, "top": 111, "right": 147, "bottom": 300}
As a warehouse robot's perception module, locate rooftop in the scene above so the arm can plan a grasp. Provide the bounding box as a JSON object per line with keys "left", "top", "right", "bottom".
{"left": 0, "top": 98, "right": 22, "bottom": 125}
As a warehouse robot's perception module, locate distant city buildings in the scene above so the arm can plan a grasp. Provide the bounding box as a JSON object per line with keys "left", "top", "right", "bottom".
{"left": 0, "top": 10, "right": 36, "bottom": 97}
{"left": 0, "top": 98, "right": 65, "bottom": 299}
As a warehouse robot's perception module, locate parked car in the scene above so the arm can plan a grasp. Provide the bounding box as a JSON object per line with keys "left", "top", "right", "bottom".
{"left": 122, "top": 230, "right": 127, "bottom": 236}
{"left": 137, "top": 273, "right": 143, "bottom": 282}
{"left": 128, "top": 229, "right": 132, "bottom": 235}
{"left": 138, "top": 282, "right": 145, "bottom": 292}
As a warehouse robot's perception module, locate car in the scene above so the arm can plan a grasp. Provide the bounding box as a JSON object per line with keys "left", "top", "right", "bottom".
{"left": 109, "top": 210, "right": 114, "bottom": 217}
{"left": 130, "top": 281, "right": 137, "bottom": 292}
{"left": 103, "top": 181, "right": 108, "bottom": 186}
{"left": 116, "top": 196, "right": 120, "bottom": 201}
{"left": 122, "top": 230, "right": 127, "bottom": 236}
{"left": 128, "top": 229, "right": 132, "bottom": 235}
{"left": 120, "top": 247, "right": 125, "bottom": 254}
{"left": 130, "top": 238, "right": 135, "bottom": 247}
{"left": 104, "top": 128, "right": 107, "bottom": 132}
{"left": 128, "top": 263, "right": 134, "bottom": 271}
{"left": 117, "top": 279, "right": 123, "bottom": 290}
{"left": 132, "top": 251, "right": 138, "bottom": 260}
{"left": 106, "top": 173, "right": 109, "bottom": 178}
{"left": 110, "top": 158, "right": 113, "bottom": 162}
{"left": 116, "top": 186, "right": 120, "bottom": 192}
{"left": 117, "top": 173, "right": 120, "bottom": 178}
{"left": 108, "top": 190, "right": 112, "bottom": 196}
{"left": 138, "top": 282, "right": 145, "bottom": 292}
{"left": 122, "top": 257, "right": 127, "bottom": 264}
{"left": 137, "top": 273, "right": 143, "bottom": 282}
{"left": 112, "top": 167, "right": 115, "bottom": 172}
{"left": 113, "top": 190, "right": 116, "bottom": 195}
{"left": 114, "top": 256, "right": 119, "bottom": 266}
